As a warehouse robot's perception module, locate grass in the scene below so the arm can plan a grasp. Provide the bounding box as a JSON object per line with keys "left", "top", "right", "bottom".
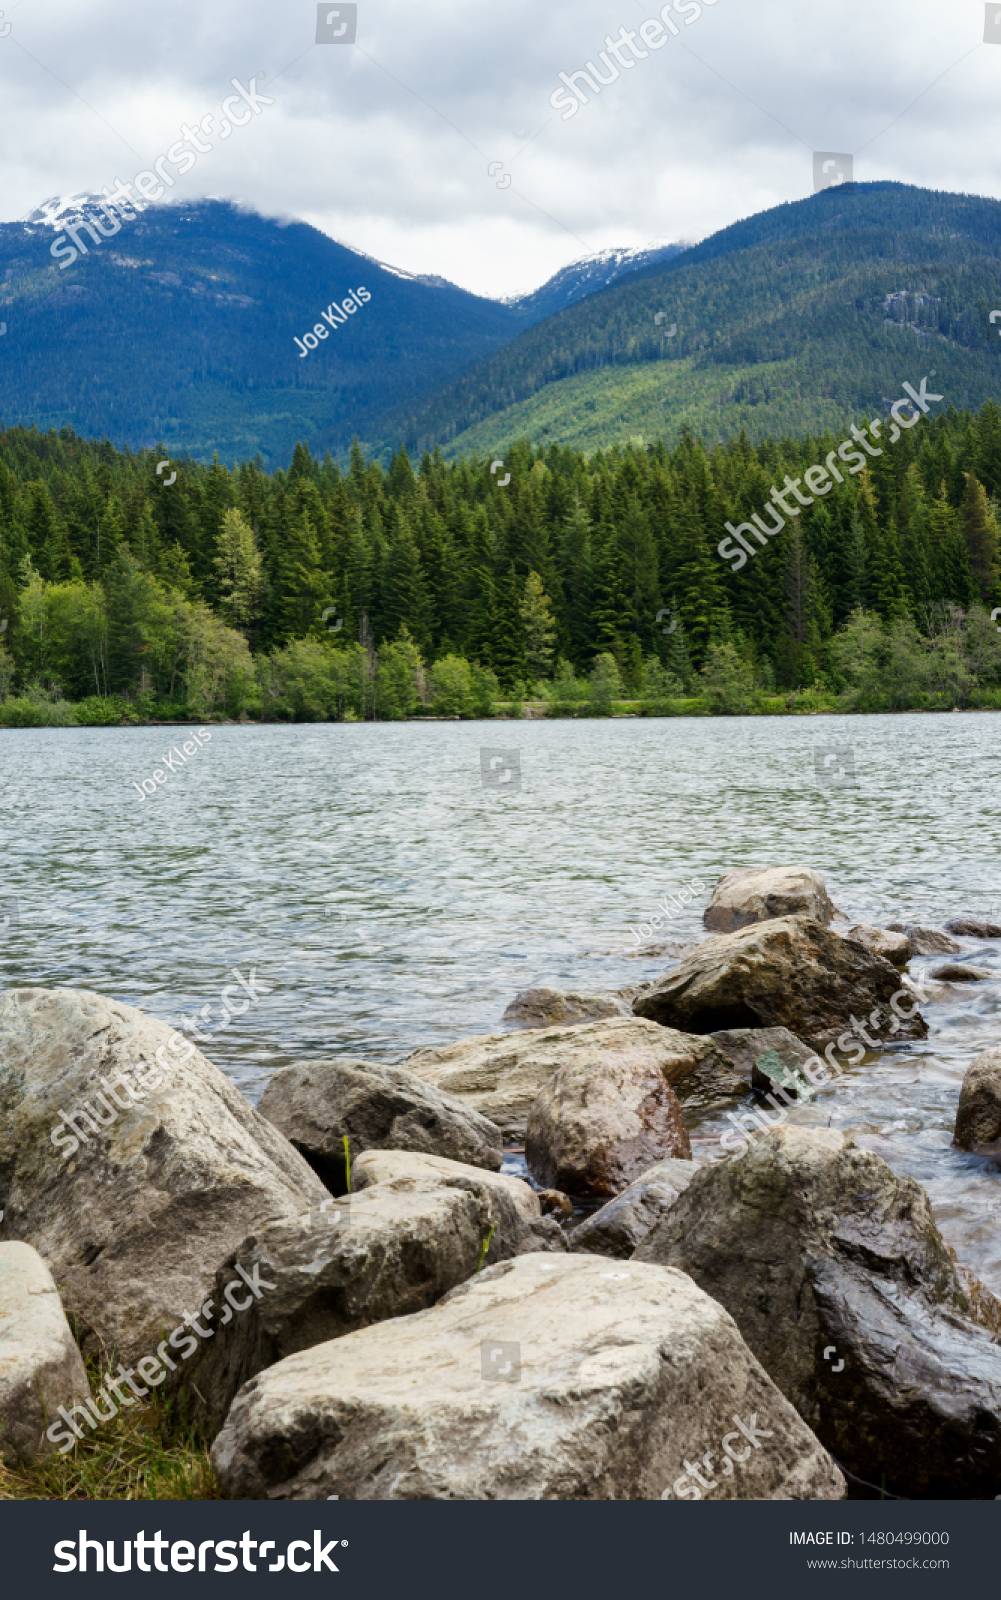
{"left": 0, "top": 1358, "right": 221, "bottom": 1501}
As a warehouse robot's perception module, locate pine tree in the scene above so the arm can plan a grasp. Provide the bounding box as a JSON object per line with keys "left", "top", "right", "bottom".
{"left": 519, "top": 571, "right": 557, "bottom": 682}
{"left": 214, "top": 507, "right": 264, "bottom": 633}
{"left": 960, "top": 471, "right": 1000, "bottom": 599}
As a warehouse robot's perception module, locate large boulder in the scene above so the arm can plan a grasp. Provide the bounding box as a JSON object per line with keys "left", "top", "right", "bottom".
{"left": 0, "top": 987, "right": 327, "bottom": 1370}
{"left": 502, "top": 988, "right": 629, "bottom": 1030}
{"left": 954, "top": 1047, "right": 1001, "bottom": 1154}
{"left": 569, "top": 1158, "right": 698, "bottom": 1259}
{"left": 944, "top": 917, "right": 1001, "bottom": 938}
{"left": 703, "top": 867, "right": 838, "bottom": 933}
{"left": 887, "top": 924, "right": 961, "bottom": 956}
{"left": 843, "top": 925, "right": 911, "bottom": 967}
{"left": 525, "top": 1054, "right": 691, "bottom": 1196}
{"left": 256, "top": 1057, "right": 503, "bottom": 1192}
{"left": 211, "top": 1254, "right": 845, "bottom": 1501}
{"left": 632, "top": 917, "right": 926, "bottom": 1050}
{"left": 0, "top": 1242, "right": 91, "bottom": 1463}
{"left": 635, "top": 1126, "right": 1001, "bottom": 1498}
{"left": 404, "top": 1018, "right": 755, "bottom": 1139}
{"left": 183, "top": 1149, "right": 564, "bottom": 1433}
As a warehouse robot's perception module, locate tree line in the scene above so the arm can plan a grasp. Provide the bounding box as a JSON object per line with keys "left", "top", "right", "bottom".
{"left": 0, "top": 399, "right": 999, "bottom": 723}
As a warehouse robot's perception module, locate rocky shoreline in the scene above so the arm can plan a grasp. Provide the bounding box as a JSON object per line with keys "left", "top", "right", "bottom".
{"left": 2, "top": 865, "right": 1000, "bottom": 1500}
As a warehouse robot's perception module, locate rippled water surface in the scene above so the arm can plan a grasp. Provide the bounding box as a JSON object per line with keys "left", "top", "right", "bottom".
{"left": 2, "top": 713, "right": 1000, "bottom": 1286}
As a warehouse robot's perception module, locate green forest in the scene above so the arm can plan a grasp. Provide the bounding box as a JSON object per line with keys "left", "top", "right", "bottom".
{"left": 0, "top": 396, "right": 999, "bottom": 726}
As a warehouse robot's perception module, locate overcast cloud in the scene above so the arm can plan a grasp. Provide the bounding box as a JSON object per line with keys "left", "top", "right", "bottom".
{"left": 1, "top": 0, "right": 999, "bottom": 299}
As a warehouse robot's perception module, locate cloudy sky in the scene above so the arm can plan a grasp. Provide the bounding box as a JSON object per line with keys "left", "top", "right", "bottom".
{"left": 2, "top": 0, "right": 999, "bottom": 299}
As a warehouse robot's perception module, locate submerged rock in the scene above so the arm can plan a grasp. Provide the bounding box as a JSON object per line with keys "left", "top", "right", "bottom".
{"left": 632, "top": 916, "right": 926, "bottom": 1050}
{"left": 568, "top": 1158, "right": 698, "bottom": 1259}
{"left": 703, "top": 867, "right": 838, "bottom": 933}
{"left": 843, "top": 925, "right": 911, "bottom": 967}
{"left": 184, "top": 1150, "right": 564, "bottom": 1433}
{"left": 0, "top": 1242, "right": 90, "bottom": 1462}
{"left": 256, "top": 1057, "right": 503, "bottom": 1191}
{"left": 635, "top": 1126, "right": 1001, "bottom": 1498}
{"left": 525, "top": 1052, "right": 691, "bottom": 1197}
{"left": 954, "top": 1047, "right": 1001, "bottom": 1154}
{"left": 930, "top": 963, "right": 994, "bottom": 984}
{"left": 886, "top": 924, "right": 961, "bottom": 956}
{"left": 0, "top": 987, "right": 326, "bottom": 1370}
{"left": 943, "top": 917, "right": 1001, "bottom": 938}
{"left": 501, "top": 988, "right": 629, "bottom": 1030}
{"left": 210, "top": 1254, "right": 845, "bottom": 1501}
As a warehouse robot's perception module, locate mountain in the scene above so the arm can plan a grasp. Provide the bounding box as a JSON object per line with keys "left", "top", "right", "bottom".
{"left": 505, "top": 241, "right": 688, "bottom": 324}
{"left": 364, "top": 183, "right": 1001, "bottom": 461}
{"left": 0, "top": 199, "right": 519, "bottom": 466}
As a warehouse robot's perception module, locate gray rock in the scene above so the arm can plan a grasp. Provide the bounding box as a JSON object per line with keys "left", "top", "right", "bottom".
{"left": 635, "top": 1125, "right": 1001, "bottom": 1498}
{"left": 501, "top": 988, "right": 630, "bottom": 1030}
{"left": 569, "top": 1158, "right": 698, "bottom": 1259}
{"left": 210, "top": 1254, "right": 845, "bottom": 1501}
{"left": 183, "top": 1150, "right": 564, "bottom": 1434}
{"left": 954, "top": 1046, "right": 1001, "bottom": 1155}
{"left": 0, "top": 1242, "right": 91, "bottom": 1462}
{"left": 930, "top": 963, "right": 994, "bottom": 983}
{"left": 633, "top": 917, "right": 926, "bottom": 1050}
{"left": 704, "top": 867, "right": 838, "bottom": 933}
{"left": 256, "top": 1057, "right": 503, "bottom": 1192}
{"left": 0, "top": 986, "right": 326, "bottom": 1371}
{"left": 526, "top": 1052, "right": 691, "bottom": 1197}
{"left": 944, "top": 918, "right": 1001, "bottom": 938}
{"left": 886, "top": 924, "right": 962, "bottom": 956}
{"left": 843, "top": 925, "right": 911, "bottom": 967}
{"left": 404, "top": 1017, "right": 746, "bottom": 1139}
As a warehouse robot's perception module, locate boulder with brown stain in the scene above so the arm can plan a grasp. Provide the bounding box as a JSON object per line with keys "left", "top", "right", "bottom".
{"left": 525, "top": 1053, "right": 692, "bottom": 1197}
{"left": 404, "top": 1017, "right": 753, "bottom": 1139}
{"left": 633, "top": 917, "right": 926, "bottom": 1050}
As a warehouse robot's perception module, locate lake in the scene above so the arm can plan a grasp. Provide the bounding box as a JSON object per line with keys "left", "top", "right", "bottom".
{"left": 2, "top": 711, "right": 999, "bottom": 1289}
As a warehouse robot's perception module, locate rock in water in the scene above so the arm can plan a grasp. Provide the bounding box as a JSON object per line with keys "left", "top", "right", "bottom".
{"left": 525, "top": 1053, "right": 691, "bottom": 1196}
{"left": 709, "top": 1027, "right": 816, "bottom": 1097}
{"left": 635, "top": 1126, "right": 1001, "bottom": 1498}
{"left": 501, "top": 988, "right": 629, "bottom": 1030}
{"left": 843, "top": 925, "right": 911, "bottom": 967}
{"left": 632, "top": 917, "right": 926, "bottom": 1049}
{"left": 954, "top": 1047, "right": 1001, "bottom": 1153}
{"left": 256, "top": 1057, "right": 503, "bottom": 1191}
{"left": 703, "top": 867, "right": 838, "bottom": 933}
{"left": 886, "top": 924, "right": 961, "bottom": 956}
{"left": 184, "top": 1149, "right": 564, "bottom": 1434}
{"left": 0, "top": 1242, "right": 91, "bottom": 1462}
{"left": 930, "top": 963, "right": 994, "bottom": 983}
{"left": 943, "top": 917, "right": 1001, "bottom": 938}
{"left": 404, "top": 1017, "right": 754, "bottom": 1138}
{"left": 0, "top": 987, "right": 327, "bottom": 1369}
{"left": 569, "top": 1158, "right": 698, "bottom": 1259}
{"left": 210, "top": 1254, "right": 845, "bottom": 1501}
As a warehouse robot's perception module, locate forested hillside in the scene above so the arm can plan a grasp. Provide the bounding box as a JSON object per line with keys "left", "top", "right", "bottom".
{"left": 0, "top": 394, "right": 999, "bottom": 725}
{"left": 372, "top": 184, "right": 1001, "bottom": 460}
